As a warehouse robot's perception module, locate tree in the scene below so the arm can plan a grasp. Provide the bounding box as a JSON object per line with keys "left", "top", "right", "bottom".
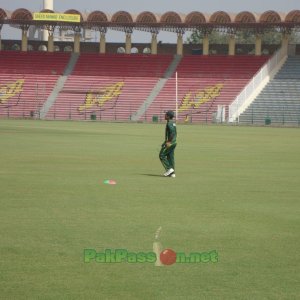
{"left": 186, "top": 28, "right": 299, "bottom": 45}
{"left": 186, "top": 30, "right": 227, "bottom": 44}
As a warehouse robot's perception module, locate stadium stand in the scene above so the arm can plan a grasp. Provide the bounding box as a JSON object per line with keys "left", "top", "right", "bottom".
{"left": 143, "top": 55, "right": 270, "bottom": 122}
{"left": 0, "top": 52, "right": 273, "bottom": 122}
{"left": 45, "top": 54, "right": 173, "bottom": 120}
{"left": 0, "top": 51, "right": 70, "bottom": 118}
{"left": 239, "top": 56, "right": 300, "bottom": 125}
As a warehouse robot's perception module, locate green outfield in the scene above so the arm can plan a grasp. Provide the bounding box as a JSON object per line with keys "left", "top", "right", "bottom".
{"left": 0, "top": 120, "right": 299, "bottom": 299}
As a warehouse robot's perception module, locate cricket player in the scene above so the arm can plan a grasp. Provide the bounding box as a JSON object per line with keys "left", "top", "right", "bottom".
{"left": 159, "top": 110, "right": 177, "bottom": 177}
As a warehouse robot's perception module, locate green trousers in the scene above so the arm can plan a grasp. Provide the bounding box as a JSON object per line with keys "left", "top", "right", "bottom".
{"left": 159, "top": 143, "right": 177, "bottom": 171}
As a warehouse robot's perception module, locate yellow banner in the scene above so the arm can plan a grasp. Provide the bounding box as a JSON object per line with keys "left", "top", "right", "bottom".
{"left": 79, "top": 82, "right": 124, "bottom": 112}
{"left": 178, "top": 83, "right": 224, "bottom": 113}
{"left": 0, "top": 79, "right": 24, "bottom": 104}
{"left": 33, "top": 13, "right": 81, "bottom": 23}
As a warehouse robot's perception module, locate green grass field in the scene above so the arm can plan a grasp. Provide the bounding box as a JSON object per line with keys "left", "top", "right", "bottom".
{"left": 0, "top": 120, "right": 299, "bottom": 299}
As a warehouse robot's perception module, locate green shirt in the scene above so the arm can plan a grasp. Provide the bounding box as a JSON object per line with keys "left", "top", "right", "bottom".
{"left": 165, "top": 120, "right": 177, "bottom": 144}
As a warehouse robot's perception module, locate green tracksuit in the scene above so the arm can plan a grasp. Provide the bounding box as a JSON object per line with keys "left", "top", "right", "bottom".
{"left": 159, "top": 120, "right": 177, "bottom": 171}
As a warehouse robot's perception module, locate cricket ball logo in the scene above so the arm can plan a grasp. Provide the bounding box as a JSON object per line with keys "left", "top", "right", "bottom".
{"left": 153, "top": 226, "right": 177, "bottom": 266}
{"left": 152, "top": 226, "right": 219, "bottom": 266}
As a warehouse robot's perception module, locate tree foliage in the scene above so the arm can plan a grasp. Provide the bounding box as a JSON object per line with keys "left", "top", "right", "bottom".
{"left": 186, "top": 29, "right": 300, "bottom": 45}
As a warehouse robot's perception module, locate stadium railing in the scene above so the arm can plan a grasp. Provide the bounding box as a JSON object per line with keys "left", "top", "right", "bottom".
{"left": 228, "top": 46, "right": 288, "bottom": 123}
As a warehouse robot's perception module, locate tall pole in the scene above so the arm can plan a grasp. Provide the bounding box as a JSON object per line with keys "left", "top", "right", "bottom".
{"left": 175, "top": 72, "right": 178, "bottom": 121}
{"left": 43, "top": 0, "right": 54, "bottom": 41}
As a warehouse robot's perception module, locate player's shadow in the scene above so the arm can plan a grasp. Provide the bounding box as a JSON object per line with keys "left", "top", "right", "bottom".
{"left": 140, "top": 173, "right": 164, "bottom": 177}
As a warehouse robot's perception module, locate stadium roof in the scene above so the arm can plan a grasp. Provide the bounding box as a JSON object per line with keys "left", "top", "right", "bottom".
{"left": 0, "top": 8, "right": 300, "bottom": 31}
